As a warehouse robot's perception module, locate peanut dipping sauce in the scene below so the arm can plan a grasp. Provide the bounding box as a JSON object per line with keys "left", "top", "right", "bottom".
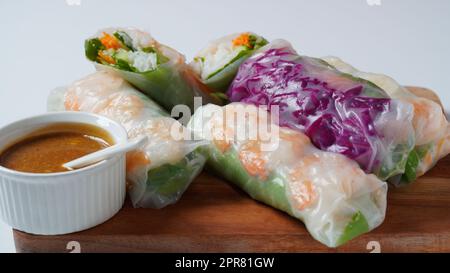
{"left": 0, "top": 123, "right": 114, "bottom": 173}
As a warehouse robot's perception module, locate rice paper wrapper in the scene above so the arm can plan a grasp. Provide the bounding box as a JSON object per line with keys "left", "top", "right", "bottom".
{"left": 87, "top": 27, "right": 221, "bottom": 112}
{"left": 228, "top": 40, "right": 416, "bottom": 182}
{"left": 189, "top": 32, "right": 268, "bottom": 93}
{"left": 322, "top": 56, "right": 450, "bottom": 181}
{"left": 47, "top": 71, "right": 207, "bottom": 208}
{"left": 188, "top": 103, "right": 387, "bottom": 247}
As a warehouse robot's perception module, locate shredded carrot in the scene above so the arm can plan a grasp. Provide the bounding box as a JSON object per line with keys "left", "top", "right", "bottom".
{"left": 98, "top": 51, "right": 116, "bottom": 64}
{"left": 232, "top": 33, "right": 252, "bottom": 48}
{"left": 100, "top": 32, "right": 122, "bottom": 50}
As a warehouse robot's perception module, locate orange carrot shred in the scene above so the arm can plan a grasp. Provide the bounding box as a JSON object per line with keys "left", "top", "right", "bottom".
{"left": 232, "top": 33, "right": 252, "bottom": 48}
{"left": 100, "top": 32, "right": 122, "bottom": 50}
{"left": 98, "top": 51, "right": 116, "bottom": 64}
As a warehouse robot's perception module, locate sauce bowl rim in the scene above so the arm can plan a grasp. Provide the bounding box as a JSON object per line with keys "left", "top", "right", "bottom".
{"left": 0, "top": 111, "right": 128, "bottom": 178}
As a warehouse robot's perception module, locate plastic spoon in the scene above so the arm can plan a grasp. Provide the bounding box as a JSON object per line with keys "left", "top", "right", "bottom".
{"left": 63, "top": 136, "right": 148, "bottom": 170}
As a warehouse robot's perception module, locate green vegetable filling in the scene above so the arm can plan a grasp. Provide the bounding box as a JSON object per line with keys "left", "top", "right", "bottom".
{"left": 85, "top": 38, "right": 104, "bottom": 62}
{"left": 205, "top": 35, "right": 268, "bottom": 80}
{"left": 146, "top": 149, "right": 206, "bottom": 198}
{"left": 84, "top": 31, "right": 168, "bottom": 73}
{"left": 400, "top": 144, "right": 432, "bottom": 183}
{"left": 337, "top": 211, "right": 370, "bottom": 246}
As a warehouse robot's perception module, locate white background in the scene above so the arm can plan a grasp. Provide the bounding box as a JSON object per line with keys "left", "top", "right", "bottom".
{"left": 1, "top": 0, "right": 449, "bottom": 253}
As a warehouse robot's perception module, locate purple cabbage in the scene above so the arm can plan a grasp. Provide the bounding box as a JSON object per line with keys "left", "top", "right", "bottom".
{"left": 228, "top": 40, "right": 414, "bottom": 178}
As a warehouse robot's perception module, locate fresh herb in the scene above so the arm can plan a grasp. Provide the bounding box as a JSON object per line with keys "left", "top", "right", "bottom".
{"left": 206, "top": 35, "right": 268, "bottom": 80}
{"left": 399, "top": 144, "right": 431, "bottom": 183}
{"left": 115, "top": 59, "right": 136, "bottom": 72}
{"left": 142, "top": 47, "right": 156, "bottom": 53}
{"left": 113, "top": 31, "right": 135, "bottom": 51}
{"left": 146, "top": 149, "right": 205, "bottom": 197}
{"left": 248, "top": 35, "right": 257, "bottom": 49}
{"left": 194, "top": 56, "right": 205, "bottom": 63}
{"left": 206, "top": 49, "right": 250, "bottom": 80}
{"left": 248, "top": 35, "right": 268, "bottom": 49}
{"left": 416, "top": 144, "right": 432, "bottom": 160}
{"left": 337, "top": 211, "right": 370, "bottom": 246}
{"left": 85, "top": 38, "right": 104, "bottom": 61}
{"left": 211, "top": 92, "right": 229, "bottom": 104}
{"left": 401, "top": 149, "right": 420, "bottom": 183}
{"left": 251, "top": 35, "right": 268, "bottom": 49}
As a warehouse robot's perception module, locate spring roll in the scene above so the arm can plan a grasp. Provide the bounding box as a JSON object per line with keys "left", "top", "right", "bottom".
{"left": 190, "top": 32, "right": 268, "bottom": 95}
{"left": 228, "top": 40, "right": 416, "bottom": 182}
{"left": 48, "top": 71, "right": 206, "bottom": 208}
{"left": 322, "top": 56, "right": 450, "bottom": 183}
{"left": 84, "top": 27, "right": 221, "bottom": 111}
{"left": 188, "top": 103, "right": 387, "bottom": 247}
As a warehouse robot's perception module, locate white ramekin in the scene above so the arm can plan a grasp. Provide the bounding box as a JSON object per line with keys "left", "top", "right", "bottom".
{"left": 0, "top": 112, "right": 128, "bottom": 235}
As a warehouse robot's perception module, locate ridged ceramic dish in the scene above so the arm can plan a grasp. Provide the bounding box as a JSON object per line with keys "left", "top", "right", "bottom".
{"left": 0, "top": 112, "right": 128, "bottom": 235}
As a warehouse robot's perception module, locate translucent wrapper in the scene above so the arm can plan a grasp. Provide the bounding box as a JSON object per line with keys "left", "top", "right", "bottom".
{"left": 47, "top": 71, "right": 207, "bottom": 208}
{"left": 228, "top": 40, "right": 415, "bottom": 181}
{"left": 190, "top": 32, "right": 268, "bottom": 94}
{"left": 85, "top": 27, "right": 221, "bottom": 111}
{"left": 323, "top": 56, "right": 450, "bottom": 182}
{"left": 188, "top": 103, "right": 387, "bottom": 247}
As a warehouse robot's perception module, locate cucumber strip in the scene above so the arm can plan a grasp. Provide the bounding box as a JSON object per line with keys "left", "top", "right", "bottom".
{"left": 336, "top": 211, "right": 370, "bottom": 246}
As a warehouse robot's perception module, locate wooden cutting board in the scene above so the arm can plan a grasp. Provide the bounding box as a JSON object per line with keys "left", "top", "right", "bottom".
{"left": 13, "top": 87, "right": 450, "bottom": 253}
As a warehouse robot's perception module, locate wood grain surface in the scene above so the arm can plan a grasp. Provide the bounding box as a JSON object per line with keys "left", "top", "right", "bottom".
{"left": 13, "top": 87, "right": 450, "bottom": 253}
